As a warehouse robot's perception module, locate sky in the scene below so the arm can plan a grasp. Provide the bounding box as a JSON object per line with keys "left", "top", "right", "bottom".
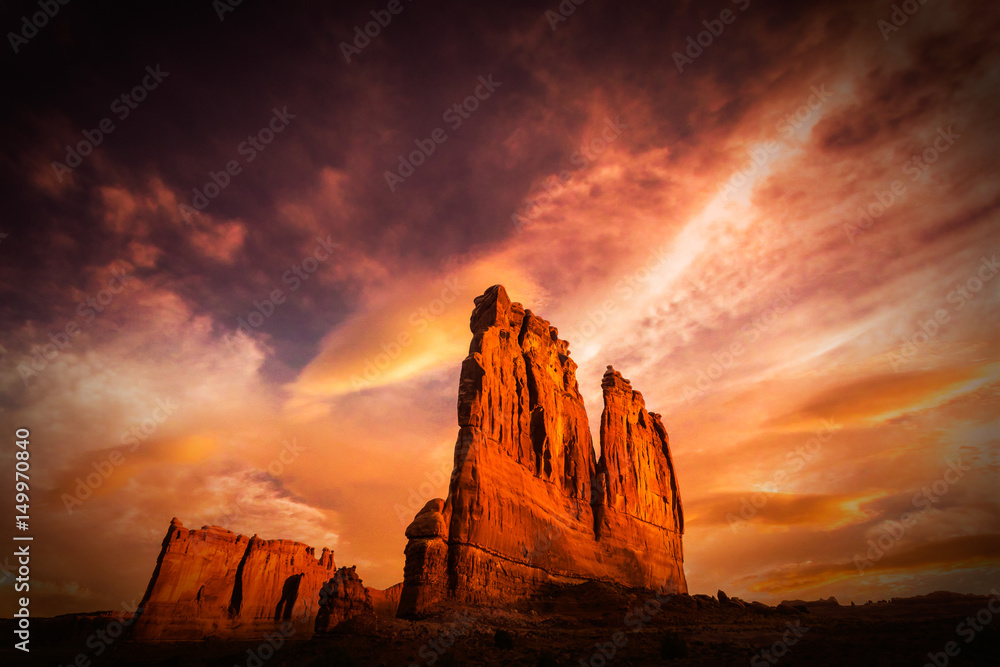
{"left": 0, "top": 0, "right": 998, "bottom": 617}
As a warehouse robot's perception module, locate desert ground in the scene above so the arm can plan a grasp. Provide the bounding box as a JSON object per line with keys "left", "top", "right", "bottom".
{"left": 4, "top": 586, "right": 999, "bottom": 666}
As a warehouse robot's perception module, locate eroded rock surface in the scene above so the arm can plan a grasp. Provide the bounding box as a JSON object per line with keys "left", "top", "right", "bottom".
{"left": 315, "top": 566, "right": 375, "bottom": 634}
{"left": 594, "top": 367, "right": 686, "bottom": 592}
{"left": 133, "top": 518, "right": 335, "bottom": 639}
{"left": 399, "top": 285, "right": 686, "bottom": 617}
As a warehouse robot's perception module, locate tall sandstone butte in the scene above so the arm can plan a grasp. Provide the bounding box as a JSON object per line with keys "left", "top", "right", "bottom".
{"left": 133, "top": 518, "right": 336, "bottom": 639}
{"left": 399, "top": 285, "right": 685, "bottom": 617}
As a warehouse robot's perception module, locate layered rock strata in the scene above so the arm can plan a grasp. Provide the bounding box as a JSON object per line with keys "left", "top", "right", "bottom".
{"left": 133, "top": 518, "right": 335, "bottom": 639}
{"left": 399, "top": 285, "right": 686, "bottom": 617}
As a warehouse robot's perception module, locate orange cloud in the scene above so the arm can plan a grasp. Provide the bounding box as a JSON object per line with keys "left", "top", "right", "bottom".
{"left": 285, "top": 261, "right": 543, "bottom": 410}
{"left": 688, "top": 491, "right": 882, "bottom": 532}
{"left": 739, "top": 534, "right": 1000, "bottom": 598}
{"left": 770, "top": 365, "right": 1000, "bottom": 431}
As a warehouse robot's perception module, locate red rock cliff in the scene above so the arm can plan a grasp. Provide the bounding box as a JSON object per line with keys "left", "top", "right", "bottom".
{"left": 398, "top": 285, "right": 686, "bottom": 617}
{"left": 594, "top": 366, "right": 685, "bottom": 590}
{"left": 132, "top": 518, "right": 335, "bottom": 639}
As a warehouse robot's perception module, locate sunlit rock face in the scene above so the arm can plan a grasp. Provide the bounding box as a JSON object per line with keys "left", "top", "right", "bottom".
{"left": 133, "top": 518, "right": 335, "bottom": 639}
{"left": 594, "top": 366, "right": 686, "bottom": 592}
{"left": 399, "top": 285, "right": 686, "bottom": 617}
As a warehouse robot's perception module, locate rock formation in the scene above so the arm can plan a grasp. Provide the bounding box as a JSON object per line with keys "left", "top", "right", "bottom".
{"left": 368, "top": 582, "right": 403, "bottom": 619}
{"left": 593, "top": 367, "right": 685, "bottom": 588}
{"left": 133, "top": 518, "right": 336, "bottom": 639}
{"left": 314, "top": 566, "right": 376, "bottom": 634}
{"left": 399, "top": 285, "right": 686, "bottom": 617}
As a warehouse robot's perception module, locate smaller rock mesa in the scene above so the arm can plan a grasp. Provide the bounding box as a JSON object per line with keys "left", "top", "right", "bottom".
{"left": 399, "top": 285, "right": 685, "bottom": 617}
{"left": 132, "top": 518, "right": 335, "bottom": 639}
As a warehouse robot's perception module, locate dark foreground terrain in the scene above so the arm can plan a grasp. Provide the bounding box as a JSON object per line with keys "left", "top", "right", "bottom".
{"left": 4, "top": 585, "right": 998, "bottom": 666}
